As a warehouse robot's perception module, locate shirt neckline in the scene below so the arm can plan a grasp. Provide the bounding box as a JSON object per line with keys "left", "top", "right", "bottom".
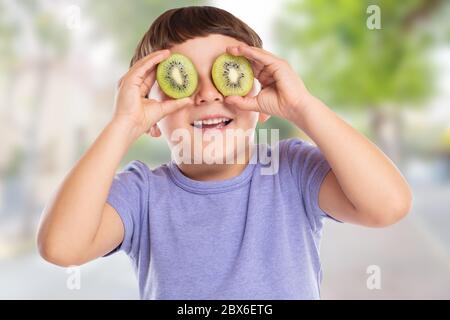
{"left": 167, "top": 145, "right": 262, "bottom": 194}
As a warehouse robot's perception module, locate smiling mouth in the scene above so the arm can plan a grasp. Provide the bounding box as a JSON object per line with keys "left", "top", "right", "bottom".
{"left": 191, "top": 117, "right": 233, "bottom": 129}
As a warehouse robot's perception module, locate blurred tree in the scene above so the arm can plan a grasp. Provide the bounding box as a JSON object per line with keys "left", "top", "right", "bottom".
{"left": 1, "top": 0, "right": 70, "bottom": 240}
{"left": 86, "top": 0, "right": 212, "bottom": 164}
{"left": 87, "top": 0, "right": 209, "bottom": 64}
{"left": 276, "top": 0, "right": 450, "bottom": 163}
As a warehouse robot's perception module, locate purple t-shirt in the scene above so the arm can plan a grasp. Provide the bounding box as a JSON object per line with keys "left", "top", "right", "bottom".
{"left": 106, "top": 138, "right": 333, "bottom": 299}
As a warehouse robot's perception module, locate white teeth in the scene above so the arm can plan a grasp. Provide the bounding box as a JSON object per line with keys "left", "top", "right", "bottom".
{"left": 202, "top": 118, "right": 229, "bottom": 124}
{"left": 193, "top": 117, "right": 231, "bottom": 128}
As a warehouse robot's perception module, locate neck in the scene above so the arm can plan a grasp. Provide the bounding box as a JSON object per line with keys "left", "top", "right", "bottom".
{"left": 177, "top": 145, "right": 255, "bottom": 181}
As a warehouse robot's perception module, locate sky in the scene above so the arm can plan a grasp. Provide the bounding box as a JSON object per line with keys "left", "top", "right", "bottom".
{"left": 212, "top": 0, "right": 281, "bottom": 51}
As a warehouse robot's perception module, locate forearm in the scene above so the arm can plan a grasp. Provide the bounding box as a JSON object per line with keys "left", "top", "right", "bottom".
{"left": 37, "top": 119, "right": 139, "bottom": 257}
{"left": 292, "top": 95, "right": 412, "bottom": 217}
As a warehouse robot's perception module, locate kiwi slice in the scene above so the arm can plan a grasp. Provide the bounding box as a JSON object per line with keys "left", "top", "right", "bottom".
{"left": 212, "top": 53, "right": 254, "bottom": 96}
{"left": 156, "top": 53, "right": 198, "bottom": 99}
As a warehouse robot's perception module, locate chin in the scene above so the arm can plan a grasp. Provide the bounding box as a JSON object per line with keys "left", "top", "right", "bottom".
{"left": 168, "top": 124, "right": 255, "bottom": 165}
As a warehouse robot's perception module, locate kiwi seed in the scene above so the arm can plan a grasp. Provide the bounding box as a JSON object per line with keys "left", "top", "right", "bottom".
{"left": 211, "top": 53, "right": 254, "bottom": 97}
{"left": 156, "top": 53, "right": 198, "bottom": 99}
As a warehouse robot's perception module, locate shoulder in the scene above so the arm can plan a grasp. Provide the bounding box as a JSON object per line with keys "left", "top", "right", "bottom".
{"left": 253, "top": 138, "right": 311, "bottom": 177}
{"left": 278, "top": 137, "right": 315, "bottom": 155}
{"left": 115, "top": 160, "right": 150, "bottom": 183}
{"left": 121, "top": 160, "right": 149, "bottom": 173}
{"left": 118, "top": 160, "right": 175, "bottom": 186}
{"left": 271, "top": 138, "right": 317, "bottom": 169}
{"left": 110, "top": 160, "right": 175, "bottom": 201}
{"left": 278, "top": 137, "right": 324, "bottom": 162}
{"left": 119, "top": 160, "right": 172, "bottom": 177}
{"left": 273, "top": 138, "right": 329, "bottom": 178}
{"left": 114, "top": 160, "right": 173, "bottom": 187}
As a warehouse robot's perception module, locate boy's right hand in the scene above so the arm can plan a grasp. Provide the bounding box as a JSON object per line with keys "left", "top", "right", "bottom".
{"left": 112, "top": 49, "right": 192, "bottom": 141}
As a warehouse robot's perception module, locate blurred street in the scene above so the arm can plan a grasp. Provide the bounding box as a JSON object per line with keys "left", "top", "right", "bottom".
{"left": 1, "top": 0, "right": 449, "bottom": 299}
{"left": 0, "top": 182, "right": 449, "bottom": 299}
{"left": 0, "top": 249, "right": 138, "bottom": 299}
{"left": 321, "top": 183, "right": 450, "bottom": 299}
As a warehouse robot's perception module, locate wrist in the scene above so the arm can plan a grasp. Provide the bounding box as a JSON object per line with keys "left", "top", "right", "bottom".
{"left": 291, "top": 94, "right": 332, "bottom": 138}
{"left": 108, "top": 117, "right": 143, "bottom": 145}
{"left": 287, "top": 93, "right": 317, "bottom": 128}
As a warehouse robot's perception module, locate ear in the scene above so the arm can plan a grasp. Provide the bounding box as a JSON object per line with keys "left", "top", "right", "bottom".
{"left": 258, "top": 112, "right": 271, "bottom": 123}
{"left": 147, "top": 124, "right": 162, "bottom": 138}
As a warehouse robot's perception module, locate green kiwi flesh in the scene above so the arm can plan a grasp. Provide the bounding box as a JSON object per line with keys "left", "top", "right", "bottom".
{"left": 156, "top": 53, "right": 198, "bottom": 99}
{"left": 212, "top": 53, "right": 254, "bottom": 96}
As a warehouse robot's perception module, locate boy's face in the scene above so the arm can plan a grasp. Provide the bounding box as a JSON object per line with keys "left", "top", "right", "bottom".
{"left": 149, "top": 34, "right": 266, "bottom": 164}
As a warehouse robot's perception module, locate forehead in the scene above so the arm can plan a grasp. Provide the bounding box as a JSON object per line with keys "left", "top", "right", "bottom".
{"left": 168, "top": 34, "right": 246, "bottom": 65}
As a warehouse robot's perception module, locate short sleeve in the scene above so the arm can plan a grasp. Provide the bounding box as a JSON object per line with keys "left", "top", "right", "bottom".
{"left": 105, "top": 160, "right": 149, "bottom": 258}
{"left": 283, "top": 138, "right": 333, "bottom": 232}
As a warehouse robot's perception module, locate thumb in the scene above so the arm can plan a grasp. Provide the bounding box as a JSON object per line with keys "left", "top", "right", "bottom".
{"left": 160, "top": 97, "right": 192, "bottom": 116}
{"left": 225, "top": 95, "right": 259, "bottom": 112}
{"left": 148, "top": 97, "right": 192, "bottom": 123}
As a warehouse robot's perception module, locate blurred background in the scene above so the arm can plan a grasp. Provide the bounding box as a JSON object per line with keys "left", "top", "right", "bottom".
{"left": 0, "top": 0, "right": 449, "bottom": 299}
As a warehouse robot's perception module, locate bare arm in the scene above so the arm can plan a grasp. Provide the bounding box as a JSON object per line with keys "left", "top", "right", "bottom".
{"left": 37, "top": 120, "right": 136, "bottom": 266}
{"left": 297, "top": 96, "right": 412, "bottom": 227}
{"left": 225, "top": 45, "right": 412, "bottom": 227}
{"left": 37, "top": 50, "right": 192, "bottom": 266}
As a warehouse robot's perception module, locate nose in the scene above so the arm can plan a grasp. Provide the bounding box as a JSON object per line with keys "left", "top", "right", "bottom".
{"left": 194, "top": 76, "right": 223, "bottom": 106}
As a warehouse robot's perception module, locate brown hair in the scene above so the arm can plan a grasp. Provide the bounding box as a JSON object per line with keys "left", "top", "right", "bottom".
{"left": 130, "top": 6, "right": 263, "bottom": 67}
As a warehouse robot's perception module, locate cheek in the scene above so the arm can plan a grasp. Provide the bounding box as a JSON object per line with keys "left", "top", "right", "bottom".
{"left": 157, "top": 117, "right": 171, "bottom": 139}
{"left": 151, "top": 84, "right": 188, "bottom": 135}
{"left": 235, "top": 110, "right": 259, "bottom": 129}
{"left": 158, "top": 113, "right": 185, "bottom": 139}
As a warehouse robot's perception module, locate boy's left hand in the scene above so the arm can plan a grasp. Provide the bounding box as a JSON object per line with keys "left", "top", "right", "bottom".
{"left": 225, "top": 45, "right": 313, "bottom": 124}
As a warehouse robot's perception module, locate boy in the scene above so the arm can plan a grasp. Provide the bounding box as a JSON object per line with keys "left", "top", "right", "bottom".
{"left": 37, "top": 6, "right": 412, "bottom": 299}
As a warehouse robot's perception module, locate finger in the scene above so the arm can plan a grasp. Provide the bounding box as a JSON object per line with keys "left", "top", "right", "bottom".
{"left": 140, "top": 70, "right": 156, "bottom": 98}
{"left": 148, "top": 97, "right": 192, "bottom": 122}
{"left": 250, "top": 46, "right": 280, "bottom": 58}
{"left": 258, "top": 69, "right": 276, "bottom": 87}
{"left": 117, "top": 76, "right": 125, "bottom": 89}
{"left": 160, "top": 97, "right": 192, "bottom": 116}
{"left": 227, "top": 46, "right": 275, "bottom": 82}
{"left": 224, "top": 95, "right": 259, "bottom": 112}
{"left": 227, "top": 45, "right": 277, "bottom": 67}
{"left": 131, "top": 49, "right": 170, "bottom": 71}
{"left": 127, "top": 49, "right": 170, "bottom": 86}
{"left": 247, "top": 59, "right": 264, "bottom": 79}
